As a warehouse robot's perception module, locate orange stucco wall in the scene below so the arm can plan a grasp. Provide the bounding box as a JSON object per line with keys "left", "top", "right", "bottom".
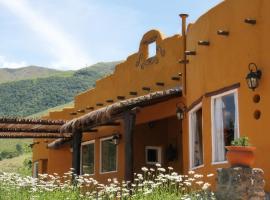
{"left": 33, "top": 0, "right": 270, "bottom": 191}
{"left": 179, "top": 0, "right": 270, "bottom": 191}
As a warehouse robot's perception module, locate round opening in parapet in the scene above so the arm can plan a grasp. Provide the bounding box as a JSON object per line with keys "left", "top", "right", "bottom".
{"left": 254, "top": 110, "right": 261, "bottom": 120}
{"left": 253, "top": 94, "right": 260, "bottom": 103}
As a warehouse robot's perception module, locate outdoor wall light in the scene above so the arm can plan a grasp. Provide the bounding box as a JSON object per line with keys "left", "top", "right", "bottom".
{"left": 246, "top": 63, "right": 262, "bottom": 91}
{"left": 111, "top": 134, "right": 121, "bottom": 145}
{"left": 176, "top": 102, "right": 186, "bottom": 120}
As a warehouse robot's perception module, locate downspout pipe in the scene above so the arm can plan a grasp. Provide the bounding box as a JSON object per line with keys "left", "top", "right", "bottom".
{"left": 179, "top": 14, "right": 188, "bottom": 96}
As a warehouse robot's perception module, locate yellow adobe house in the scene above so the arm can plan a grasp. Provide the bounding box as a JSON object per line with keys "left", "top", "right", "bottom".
{"left": 33, "top": 0, "right": 270, "bottom": 191}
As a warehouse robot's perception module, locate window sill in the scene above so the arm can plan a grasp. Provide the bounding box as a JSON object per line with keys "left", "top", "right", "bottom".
{"left": 212, "top": 161, "right": 228, "bottom": 165}
{"left": 100, "top": 170, "right": 118, "bottom": 175}
{"left": 190, "top": 164, "right": 204, "bottom": 171}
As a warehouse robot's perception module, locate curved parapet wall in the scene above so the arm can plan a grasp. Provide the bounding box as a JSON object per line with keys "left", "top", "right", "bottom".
{"left": 47, "top": 29, "right": 184, "bottom": 120}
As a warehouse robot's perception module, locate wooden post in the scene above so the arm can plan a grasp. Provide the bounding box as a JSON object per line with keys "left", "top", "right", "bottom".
{"left": 123, "top": 111, "right": 136, "bottom": 182}
{"left": 72, "top": 129, "right": 82, "bottom": 177}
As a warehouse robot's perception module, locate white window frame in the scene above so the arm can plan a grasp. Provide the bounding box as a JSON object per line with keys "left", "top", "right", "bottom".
{"left": 80, "top": 140, "right": 95, "bottom": 175}
{"left": 188, "top": 102, "right": 204, "bottom": 170}
{"left": 33, "top": 160, "right": 39, "bottom": 178}
{"left": 211, "top": 89, "right": 240, "bottom": 165}
{"left": 100, "top": 136, "right": 118, "bottom": 174}
{"left": 145, "top": 146, "right": 162, "bottom": 165}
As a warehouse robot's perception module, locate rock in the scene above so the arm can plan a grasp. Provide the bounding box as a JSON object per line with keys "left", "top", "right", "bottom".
{"left": 216, "top": 167, "right": 265, "bottom": 200}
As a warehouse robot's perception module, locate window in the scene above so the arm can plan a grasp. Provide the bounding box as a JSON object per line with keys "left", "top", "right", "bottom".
{"left": 145, "top": 146, "right": 162, "bottom": 165}
{"left": 33, "top": 161, "right": 39, "bottom": 178}
{"left": 100, "top": 137, "right": 117, "bottom": 173}
{"left": 189, "top": 104, "right": 203, "bottom": 169}
{"left": 211, "top": 90, "right": 239, "bottom": 163}
{"left": 148, "top": 41, "right": 156, "bottom": 58}
{"left": 81, "top": 141, "right": 95, "bottom": 175}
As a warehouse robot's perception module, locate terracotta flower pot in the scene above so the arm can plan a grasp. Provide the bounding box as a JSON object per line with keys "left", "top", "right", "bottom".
{"left": 225, "top": 146, "right": 256, "bottom": 168}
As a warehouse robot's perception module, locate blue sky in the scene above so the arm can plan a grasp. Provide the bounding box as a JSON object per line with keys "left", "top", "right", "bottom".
{"left": 0, "top": 0, "right": 222, "bottom": 70}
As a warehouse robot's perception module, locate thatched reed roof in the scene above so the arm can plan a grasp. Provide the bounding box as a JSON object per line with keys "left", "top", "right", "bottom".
{"left": 47, "top": 138, "right": 72, "bottom": 149}
{"left": 0, "top": 117, "right": 69, "bottom": 138}
{"left": 61, "top": 87, "right": 181, "bottom": 133}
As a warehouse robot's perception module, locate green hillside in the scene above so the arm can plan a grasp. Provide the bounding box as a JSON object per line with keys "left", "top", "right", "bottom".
{"left": 29, "top": 101, "right": 74, "bottom": 118}
{"left": 0, "top": 61, "right": 120, "bottom": 117}
{"left": 0, "top": 66, "right": 73, "bottom": 83}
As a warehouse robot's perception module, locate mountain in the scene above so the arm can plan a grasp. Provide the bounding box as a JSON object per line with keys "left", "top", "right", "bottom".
{"left": 0, "top": 66, "right": 73, "bottom": 83}
{"left": 0, "top": 61, "right": 120, "bottom": 117}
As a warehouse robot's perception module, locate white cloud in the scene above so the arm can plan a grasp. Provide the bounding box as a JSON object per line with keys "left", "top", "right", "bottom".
{"left": 0, "top": 0, "right": 92, "bottom": 70}
{"left": 0, "top": 55, "right": 27, "bottom": 68}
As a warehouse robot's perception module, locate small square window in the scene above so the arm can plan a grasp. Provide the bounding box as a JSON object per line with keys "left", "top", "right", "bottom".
{"left": 145, "top": 146, "right": 162, "bottom": 165}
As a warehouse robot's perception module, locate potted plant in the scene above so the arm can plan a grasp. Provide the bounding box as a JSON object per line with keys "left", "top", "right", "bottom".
{"left": 225, "top": 136, "right": 256, "bottom": 167}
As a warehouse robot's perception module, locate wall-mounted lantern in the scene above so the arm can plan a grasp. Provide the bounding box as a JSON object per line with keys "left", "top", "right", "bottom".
{"left": 111, "top": 134, "right": 121, "bottom": 145}
{"left": 176, "top": 102, "right": 186, "bottom": 120}
{"left": 246, "top": 63, "right": 262, "bottom": 91}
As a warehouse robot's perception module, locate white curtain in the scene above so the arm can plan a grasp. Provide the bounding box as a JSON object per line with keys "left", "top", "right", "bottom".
{"left": 213, "top": 97, "right": 225, "bottom": 162}
{"left": 234, "top": 94, "right": 239, "bottom": 139}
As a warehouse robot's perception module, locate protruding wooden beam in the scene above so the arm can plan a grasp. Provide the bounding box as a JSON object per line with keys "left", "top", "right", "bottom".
{"left": 217, "top": 30, "right": 229, "bottom": 36}
{"left": 83, "top": 129, "right": 98, "bottom": 132}
{"left": 156, "top": 82, "right": 165, "bottom": 86}
{"left": 185, "top": 51, "right": 196, "bottom": 55}
{"left": 171, "top": 76, "right": 180, "bottom": 81}
{"left": 70, "top": 112, "right": 77, "bottom": 116}
{"left": 86, "top": 106, "right": 94, "bottom": 110}
{"left": 142, "top": 87, "right": 151, "bottom": 91}
{"left": 77, "top": 109, "right": 85, "bottom": 113}
{"left": 179, "top": 59, "right": 189, "bottom": 64}
{"left": 96, "top": 103, "right": 104, "bottom": 107}
{"left": 100, "top": 122, "right": 121, "bottom": 126}
{"left": 117, "top": 96, "right": 125, "bottom": 100}
{"left": 198, "top": 40, "right": 210, "bottom": 46}
{"left": 106, "top": 99, "right": 114, "bottom": 103}
{"left": 129, "top": 91, "right": 137, "bottom": 96}
{"left": 244, "top": 18, "right": 256, "bottom": 25}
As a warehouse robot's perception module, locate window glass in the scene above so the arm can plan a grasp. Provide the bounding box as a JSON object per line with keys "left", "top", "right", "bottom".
{"left": 33, "top": 161, "right": 39, "bottom": 178}
{"left": 145, "top": 146, "right": 161, "bottom": 165}
{"left": 101, "top": 138, "right": 117, "bottom": 173}
{"left": 212, "top": 91, "right": 238, "bottom": 162}
{"left": 190, "top": 107, "right": 203, "bottom": 168}
{"left": 81, "top": 142, "right": 94, "bottom": 174}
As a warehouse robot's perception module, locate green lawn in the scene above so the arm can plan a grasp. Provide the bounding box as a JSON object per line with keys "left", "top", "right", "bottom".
{"left": 0, "top": 139, "right": 31, "bottom": 152}
{"left": 0, "top": 153, "right": 32, "bottom": 175}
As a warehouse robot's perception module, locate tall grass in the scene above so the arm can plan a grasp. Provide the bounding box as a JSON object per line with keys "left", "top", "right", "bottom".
{"left": 0, "top": 164, "right": 216, "bottom": 200}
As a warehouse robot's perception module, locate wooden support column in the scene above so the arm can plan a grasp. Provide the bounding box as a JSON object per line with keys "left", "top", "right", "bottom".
{"left": 72, "top": 128, "right": 82, "bottom": 176}
{"left": 123, "top": 111, "right": 136, "bottom": 182}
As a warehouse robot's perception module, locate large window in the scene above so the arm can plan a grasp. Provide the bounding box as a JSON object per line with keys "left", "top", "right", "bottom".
{"left": 189, "top": 103, "right": 203, "bottom": 169}
{"left": 211, "top": 90, "right": 239, "bottom": 163}
{"left": 81, "top": 141, "right": 95, "bottom": 175}
{"left": 100, "top": 137, "right": 117, "bottom": 173}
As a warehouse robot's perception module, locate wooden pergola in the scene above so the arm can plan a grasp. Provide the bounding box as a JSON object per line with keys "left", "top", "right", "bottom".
{"left": 0, "top": 118, "right": 71, "bottom": 139}
{"left": 60, "top": 87, "right": 182, "bottom": 181}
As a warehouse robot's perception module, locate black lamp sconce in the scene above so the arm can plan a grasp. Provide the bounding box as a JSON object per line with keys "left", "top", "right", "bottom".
{"left": 111, "top": 133, "right": 121, "bottom": 145}
{"left": 176, "top": 102, "right": 187, "bottom": 120}
{"left": 246, "top": 63, "right": 262, "bottom": 91}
